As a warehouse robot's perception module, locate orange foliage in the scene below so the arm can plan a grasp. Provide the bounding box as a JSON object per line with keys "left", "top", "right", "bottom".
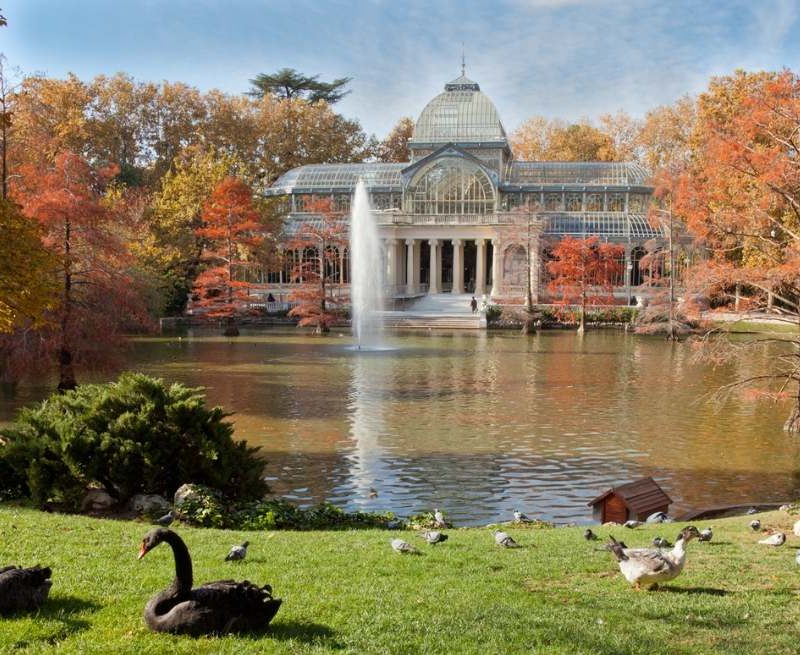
{"left": 286, "top": 198, "right": 347, "bottom": 332}
{"left": 192, "top": 177, "right": 265, "bottom": 319}
{"left": 546, "top": 236, "right": 624, "bottom": 326}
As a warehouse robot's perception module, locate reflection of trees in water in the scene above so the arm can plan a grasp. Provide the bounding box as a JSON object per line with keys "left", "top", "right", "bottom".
{"left": 7, "top": 331, "right": 798, "bottom": 521}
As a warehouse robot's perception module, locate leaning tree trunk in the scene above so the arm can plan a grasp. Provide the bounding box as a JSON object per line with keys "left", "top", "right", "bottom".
{"left": 785, "top": 385, "right": 800, "bottom": 433}
{"left": 57, "top": 219, "right": 77, "bottom": 392}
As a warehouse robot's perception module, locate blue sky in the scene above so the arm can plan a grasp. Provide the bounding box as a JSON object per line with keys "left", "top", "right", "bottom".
{"left": 2, "top": 0, "right": 799, "bottom": 138}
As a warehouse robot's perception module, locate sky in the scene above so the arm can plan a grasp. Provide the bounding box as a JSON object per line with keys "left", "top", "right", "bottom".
{"left": 1, "top": 0, "right": 799, "bottom": 139}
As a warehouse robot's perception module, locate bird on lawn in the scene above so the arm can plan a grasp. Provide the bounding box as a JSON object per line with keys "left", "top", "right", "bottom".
{"left": 607, "top": 526, "right": 701, "bottom": 591}
{"left": 758, "top": 532, "right": 786, "bottom": 547}
{"left": 795, "top": 550, "right": 800, "bottom": 566}
{"left": 391, "top": 538, "right": 420, "bottom": 554}
{"left": 646, "top": 511, "right": 669, "bottom": 524}
{"left": 422, "top": 530, "right": 448, "bottom": 545}
{"left": 749, "top": 519, "right": 761, "bottom": 532}
{"left": 513, "top": 509, "right": 533, "bottom": 524}
{"left": 0, "top": 565, "right": 53, "bottom": 613}
{"left": 746, "top": 507, "right": 758, "bottom": 515}
{"left": 652, "top": 536, "right": 672, "bottom": 549}
{"left": 494, "top": 530, "right": 520, "bottom": 548}
{"left": 698, "top": 527, "right": 713, "bottom": 542}
{"left": 623, "top": 520, "right": 641, "bottom": 529}
{"left": 433, "top": 508, "right": 446, "bottom": 528}
{"left": 584, "top": 528, "right": 599, "bottom": 541}
{"left": 154, "top": 510, "right": 175, "bottom": 527}
{"left": 225, "top": 541, "right": 249, "bottom": 562}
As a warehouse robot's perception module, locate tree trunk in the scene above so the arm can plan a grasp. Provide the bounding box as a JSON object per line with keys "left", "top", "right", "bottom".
{"left": 785, "top": 386, "right": 800, "bottom": 433}
{"left": 577, "top": 292, "right": 586, "bottom": 334}
{"left": 58, "top": 218, "right": 77, "bottom": 392}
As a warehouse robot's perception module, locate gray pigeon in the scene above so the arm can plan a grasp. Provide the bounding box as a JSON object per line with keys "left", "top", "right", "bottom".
{"left": 746, "top": 507, "right": 758, "bottom": 515}
{"left": 422, "top": 530, "right": 448, "bottom": 545}
{"left": 698, "top": 527, "right": 713, "bottom": 542}
{"left": 225, "top": 541, "right": 249, "bottom": 561}
{"left": 623, "top": 520, "right": 641, "bottom": 529}
{"left": 652, "top": 536, "right": 672, "bottom": 549}
{"left": 758, "top": 532, "right": 786, "bottom": 547}
{"left": 154, "top": 510, "right": 175, "bottom": 526}
{"left": 513, "top": 510, "right": 533, "bottom": 524}
{"left": 584, "top": 528, "right": 599, "bottom": 541}
{"left": 391, "top": 538, "right": 419, "bottom": 554}
{"left": 494, "top": 530, "right": 520, "bottom": 548}
{"left": 433, "top": 508, "right": 446, "bottom": 528}
{"left": 749, "top": 519, "right": 761, "bottom": 531}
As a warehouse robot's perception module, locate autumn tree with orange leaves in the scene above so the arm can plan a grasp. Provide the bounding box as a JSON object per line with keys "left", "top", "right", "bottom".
{"left": 192, "top": 177, "right": 266, "bottom": 335}
{"left": 675, "top": 69, "right": 800, "bottom": 431}
{"left": 287, "top": 198, "right": 347, "bottom": 334}
{"left": 546, "top": 236, "right": 624, "bottom": 333}
{"left": 6, "top": 152, "right": 150, "bottom": 389}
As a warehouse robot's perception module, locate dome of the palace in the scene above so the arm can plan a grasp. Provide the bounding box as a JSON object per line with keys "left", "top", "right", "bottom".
{"left": 411, "top": 75, "right": 507, "bottom": 144}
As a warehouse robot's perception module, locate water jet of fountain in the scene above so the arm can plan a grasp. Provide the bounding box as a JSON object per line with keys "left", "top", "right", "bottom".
{"left": 349, "top": 178, "right": 384, "bottom": 349}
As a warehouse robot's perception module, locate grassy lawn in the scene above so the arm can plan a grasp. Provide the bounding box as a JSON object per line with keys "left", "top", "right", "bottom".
{"left": 1, "top": 506, "right": 799, "bottom": 654}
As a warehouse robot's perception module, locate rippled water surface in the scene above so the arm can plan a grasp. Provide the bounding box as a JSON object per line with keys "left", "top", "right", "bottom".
{"left": 2, "top": 329, "right": 798, "bottom": 524}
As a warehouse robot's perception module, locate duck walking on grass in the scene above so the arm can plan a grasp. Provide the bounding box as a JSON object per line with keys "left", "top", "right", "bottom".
{"left": 225, "top": 541, "right": 249, "bottom": 562}
{"left": 0, "top": 565, "right": 52, "bottom": 613}
{"left": 138, "top": 528, "right": 281, "bottom": 635}
{"left": 607, "top": 526, "right": 701, "bottom": 590}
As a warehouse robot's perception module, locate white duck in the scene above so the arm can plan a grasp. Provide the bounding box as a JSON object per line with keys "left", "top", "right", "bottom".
{"left": 608, "top": 526, "right": 701, "bottom": 590}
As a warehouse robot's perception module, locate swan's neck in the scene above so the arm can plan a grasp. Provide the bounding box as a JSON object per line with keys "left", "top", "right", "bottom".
{"left": 163, "top": 531, "right": 193, "bottom": 594}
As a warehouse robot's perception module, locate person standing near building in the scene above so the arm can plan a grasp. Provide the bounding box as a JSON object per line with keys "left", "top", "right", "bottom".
{"left": 470, "top": 296, "right": 478, "bottom": 313}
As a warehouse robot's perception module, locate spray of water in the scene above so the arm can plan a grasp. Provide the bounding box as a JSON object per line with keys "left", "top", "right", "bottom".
{"left": 349, "top": 178, "right": 384, "bottom": 349}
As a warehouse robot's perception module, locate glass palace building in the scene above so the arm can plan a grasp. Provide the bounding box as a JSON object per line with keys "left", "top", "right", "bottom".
{"left": 264, "top": 74, "right": 661, "bottom": 304}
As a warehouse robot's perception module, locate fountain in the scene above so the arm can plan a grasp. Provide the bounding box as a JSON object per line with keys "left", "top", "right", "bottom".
{"left": 349, "top": 178, "right": 385, "bottom": 349}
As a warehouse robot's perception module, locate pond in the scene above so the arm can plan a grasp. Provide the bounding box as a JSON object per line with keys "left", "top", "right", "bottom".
{"left": 2, "top": 329, "right": 797, "bottom": 525}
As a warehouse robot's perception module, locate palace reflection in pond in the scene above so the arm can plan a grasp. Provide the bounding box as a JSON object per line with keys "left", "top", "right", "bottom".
{"left": 263, "top": 73, "right": 677, "bottom": 305}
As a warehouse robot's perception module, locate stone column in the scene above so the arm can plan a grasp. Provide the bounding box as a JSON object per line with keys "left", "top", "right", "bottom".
{"left": 429, "top": 239, "right": 440, "bottom": 294}
{"left": 385, "top": 239, "right": 397, "bottom": 291}
{"left": 490, "top": 239, "right": 502, "bottom": 298}
{"left": 405, "top": 238, "right": 417, "bottom": 295}
{"left": 452, "top": 239, "right": 464, "bottom": 294}
{"left": 475, "top": 239, "right": 486, "bottom": 295}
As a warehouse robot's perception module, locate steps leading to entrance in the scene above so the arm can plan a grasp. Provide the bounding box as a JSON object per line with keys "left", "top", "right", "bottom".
{"left": 381, "top": 294, "right": 486, "bottom": 329}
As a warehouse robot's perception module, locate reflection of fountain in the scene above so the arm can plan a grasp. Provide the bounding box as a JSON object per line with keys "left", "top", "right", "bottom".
{"left": 349, "top": 178, "right": 384, "bottom": 349}
{"left": 347, "top": 355, "right": 391, "bottom": 507}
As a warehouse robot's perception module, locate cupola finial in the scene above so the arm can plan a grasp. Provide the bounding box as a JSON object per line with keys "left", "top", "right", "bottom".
{"left": 461, "top": 43, "right": 466, "bottom": 77}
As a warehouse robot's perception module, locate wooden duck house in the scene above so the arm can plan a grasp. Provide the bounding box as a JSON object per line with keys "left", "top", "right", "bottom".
{"left": 588, "top": 477, "right": 672, "bottom": 524}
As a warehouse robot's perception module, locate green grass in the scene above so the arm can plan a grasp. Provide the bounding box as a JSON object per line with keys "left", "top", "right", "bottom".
{"left": 1, "top": 506, "right": 800, "bottom": 654}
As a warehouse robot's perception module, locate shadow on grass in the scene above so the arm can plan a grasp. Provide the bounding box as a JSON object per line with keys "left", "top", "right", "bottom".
{"left": 246, "top": 620, "right": 340, "bottom": 646}
{"left": 659, "top": 586, "right": 730, "bottom": 596}
{"left": 8, "top": 596, "right": 100, "bottom": 649}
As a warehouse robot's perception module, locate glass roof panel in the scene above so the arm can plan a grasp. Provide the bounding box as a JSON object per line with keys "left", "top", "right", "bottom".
{"left": 508, "top": 162, "right": 650, "bottom": 186}
{"left": 543, "top": 213, "right": 664, "bottom": 239}
{"left": 266, "top": 163, "right": 406, "bottom": 195}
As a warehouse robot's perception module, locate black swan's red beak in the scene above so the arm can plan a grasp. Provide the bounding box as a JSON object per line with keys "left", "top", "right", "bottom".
{"left": 138, "top": 542, "right": 149, "bottom": 560}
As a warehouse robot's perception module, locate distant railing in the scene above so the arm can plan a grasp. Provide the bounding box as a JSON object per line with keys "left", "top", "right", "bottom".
{"left": 374, "top": 213, "right": 509, "bottom": 226}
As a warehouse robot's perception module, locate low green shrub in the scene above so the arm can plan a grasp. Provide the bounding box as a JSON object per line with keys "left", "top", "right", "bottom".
{"left": 232, "top": 499, "right": 398, "bottom": 531}
{"left": 175, "top": 484, "right": 227, "bottom": 528}
{"left": 485, "top": 305, "right": 502, "bottom": 322}
{"left": 0, "top": 373, "right": 268, "bottom": 509}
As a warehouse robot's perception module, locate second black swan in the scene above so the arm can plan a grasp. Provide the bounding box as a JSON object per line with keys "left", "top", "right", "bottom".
{"left": 0, "top": 565, "right": 52, "bottom": 613}
{"left": 137, "top": 528, "right": 281, "bottom": 635}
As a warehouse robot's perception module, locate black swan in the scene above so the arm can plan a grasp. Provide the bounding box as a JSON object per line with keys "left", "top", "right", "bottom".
{"left": 138, "top": 528, "right": 281, "bottom": 635}
{"left": 0, "top": 565, "right": 52, "bottom": 613}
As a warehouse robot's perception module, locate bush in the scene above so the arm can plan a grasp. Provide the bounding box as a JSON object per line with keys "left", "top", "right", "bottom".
{"left": 0, "top": 373, "right": 268, "bottom": 509}
{"left": 485, "top": 305, "right": 502, "bottom": 322}
{"left": 232, "top": 499, "right": 398, "bottom": 531}
{"left": 175, "top": 484, "right": 227, "bottom": 528}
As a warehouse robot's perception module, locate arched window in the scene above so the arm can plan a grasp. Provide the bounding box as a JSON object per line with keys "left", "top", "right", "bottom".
{"left": 631, "top": 246, "right": 646, "bottom": 286}
{"left": 406, "top": 157, "right": 495, "bottom": 215}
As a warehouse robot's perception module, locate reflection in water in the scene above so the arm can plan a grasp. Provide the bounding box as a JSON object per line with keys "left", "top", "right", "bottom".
{"left": 345, "top": 353, "right": 389, "bottom": 507}
{"left": 1, "top": 329, "right": 798, "bottom": 525}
